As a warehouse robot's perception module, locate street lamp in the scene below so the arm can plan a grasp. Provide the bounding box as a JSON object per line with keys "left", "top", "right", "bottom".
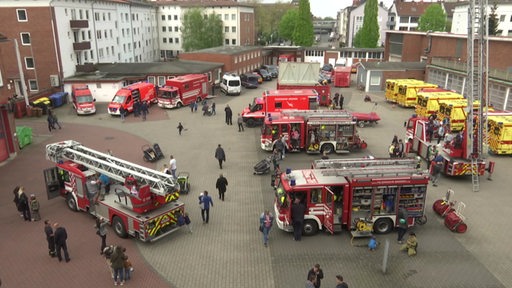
{"left": 0, "top": 38, "right": 29, "bottom": 106}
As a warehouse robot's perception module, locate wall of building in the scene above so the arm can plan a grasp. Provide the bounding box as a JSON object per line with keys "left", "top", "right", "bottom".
{"left": 180, "top": 48, "right": 262, "bottom": 76}
{"left": 452, "top": 3, "right": 512, "bottom": 37}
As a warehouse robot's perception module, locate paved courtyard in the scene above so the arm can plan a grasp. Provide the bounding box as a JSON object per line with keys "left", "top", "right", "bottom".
{"left": 1, "top": 79, "right": 511, "bottom": 288}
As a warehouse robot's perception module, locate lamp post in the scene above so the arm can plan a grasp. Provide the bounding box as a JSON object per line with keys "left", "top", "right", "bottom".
{"left": 0, "top": 38, "right": 29, "bottom": 106}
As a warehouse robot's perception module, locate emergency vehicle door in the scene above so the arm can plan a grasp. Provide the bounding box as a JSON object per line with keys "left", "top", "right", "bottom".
{"left": 323, "top": 187, "right": 335, "bottom": 234}
{"left": 43, "top": 167, "right": 61, "bottom": 200}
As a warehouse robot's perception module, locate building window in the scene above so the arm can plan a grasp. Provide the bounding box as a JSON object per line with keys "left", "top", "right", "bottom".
{"left": 231, "top": 14, "right": 236, "bottom": 21}
{"left": 169, "top": 38, "right": 173, "bottom": 43}
{"left": 25, "top": 57, "right": 35, "bottom": 69}
{"left": 175, "top": 38, "right": 179, "bottom": 43}
{"left": 167, "top": 15, "right": 172, "bottom": 20}
{"left": 158, "top": 76, "right": 165, "bottom": 86}
{"left": 162, "top": 26, "right": 166, "bottom": 32}
{"left": 174, "top": 15, "right": 178, "bottom": 20}
{"left": 224, "top": 14, "right": 229, "bottom": 21}
{"left": 17, "top": 9, "right": 27, "bottom": 22}
{"left": 225, "top": 39, "right": 229, "bottom": 45}
{"left": 20, "top": 33, "right": 31, "bottom": 45}
{"left": 28, "top": 80, "right": 38, "bottom": 91}
{"left": 148, "top": 76, "right": 156, "bottom": 84}
{"left": 232, "top": 39, "right": 236, "bottom": 45}
{"left": 225, "top": 26, "right": 229, "bottom": 33}
{"left": 232, "top": 27, "right": 236, "bottom": 33}
{"left": 410, "top": 17, "right": 419, "bottom": 23}
{"left": 163, "top": 38, "right": 167, "bottom": 43}
{"left": 161, "top": 15, "right": 165, "bottom": 21}
{"left": 174, "top": 26, "right": 179, "bottom": 32}
{"left": 99, "top": 48, "right": 104, "bottom": 58}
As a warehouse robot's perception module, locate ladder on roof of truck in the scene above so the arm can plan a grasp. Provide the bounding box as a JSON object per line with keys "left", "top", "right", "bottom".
{"left": 318, "top": 166, "right": 423, "bottom": 178}
{"left": 280, "top": 109, "right": 354, "bottom": 119}
{"left": 313, "top": 157, "right": 419, "bottom": 169}
{"left": 46, "top": 140, "right": 178, "bottom": 196}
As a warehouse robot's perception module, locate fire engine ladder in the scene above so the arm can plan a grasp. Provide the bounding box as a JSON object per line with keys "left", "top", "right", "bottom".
{"left": 46, "top": 140, "right": 178, "bottom": 196}
{"left": 280, "top": 109, "right": 354, "bottom": 120}
{"left": 319, "top": 166, "right": 422, "bottom": 178}
{"left": 466, "top": 0, "right": 488, "bottom": 192}
{"left": 313, "top": 157, "right": 418, "bottom": 169}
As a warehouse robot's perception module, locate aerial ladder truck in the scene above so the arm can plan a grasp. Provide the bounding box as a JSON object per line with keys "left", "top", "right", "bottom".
{"left": 43, "top": 140, "right": 184, "bottom": 242}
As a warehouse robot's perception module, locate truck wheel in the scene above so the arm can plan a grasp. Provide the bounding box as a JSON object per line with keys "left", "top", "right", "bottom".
{"left": 357, "top": 121, "right": 365, "bottom": 128}
{"left": 416, "top": 215, "right": 427, "bottom": 225}
{"left": 177, "top": 102, "right": 183, "bottom": 108}
{"left": 321, "top": 143, "right": 334, "bottom": 154}
{"left": 303, "top": 220, "right": 319, "bottom": 236}
{"left": 196, "top": 97, "right": 202, "bottom": 103}
{"left": 373, "top": 218, "right": 393, "bottom": 234}
{"left": 246, "top": 118, "right": 255, "bottom": 127}
{"left": 113, "top": 216, "right": 128, "bottom": 238}
{"left": 66, "top": 194, "right": 78, "bottom": 211}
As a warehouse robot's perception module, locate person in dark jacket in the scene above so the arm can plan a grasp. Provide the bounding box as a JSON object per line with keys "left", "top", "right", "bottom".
{"left": 140, "top": 101, "right": 149, "bottom": 121}
{"left": 307, "top": 264, "right": 324, "bottom": 288}
{"left": 53, "top": 222, "right": 70, "bottom": 262}
{"left": 215, "top": 144, "right": 226, "bottom": 169}
{"left": 44, "top": 220, "right": 56, "bottom": 257}
{"left": 96, "top": 217, "right": 108, "bottom": 255}
{"left": 291, "top": 197, "right": 306, "bottom": 241}
{"left": 224, "top": 104, "right": 233, "bottom": 125}
{"left": 215, "top": 174, "right": 229, "bottom": 201}
{"left": 397, "top": 207, "right": 409, "bottom": 244}
{"left": 199, "top": 191, "right": 214, "bottom": 223}
{"left": 16, "top": 186, "right": 31, "bottom": 221}
{"left": 133, "top": 100, "right": 141, "bottom": 117}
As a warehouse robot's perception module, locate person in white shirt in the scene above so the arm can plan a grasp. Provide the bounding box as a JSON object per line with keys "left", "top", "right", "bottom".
{"left": 169, "top": 155, "right": 177, "bottom": 178}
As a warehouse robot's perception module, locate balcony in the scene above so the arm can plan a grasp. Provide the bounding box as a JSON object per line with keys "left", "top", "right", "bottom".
{"left": 70, "top": 20, "right": 89, "bottom": 29}
{"left": 73, "top": 41, "right": 91, "bottom": 51}
{"left": 76, "top": 63, "right": 96, "bottom": 73}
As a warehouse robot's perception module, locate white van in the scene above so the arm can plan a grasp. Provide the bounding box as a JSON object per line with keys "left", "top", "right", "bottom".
{"left": 220, "top": 74, "right": 241, "bottom": 96}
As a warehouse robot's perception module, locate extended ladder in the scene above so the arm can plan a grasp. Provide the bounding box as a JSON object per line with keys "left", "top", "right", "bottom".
{"left": 312, "top": 157, "right": 419, "bottom": 169}
{"left": 280, "top": 109, "right": 354, "bottom": 120}
{"left": 46, "top": 140, "right": 178, "bottom": 196}
{"left": 317, "top": 166, "right": 424, "bottom": 178}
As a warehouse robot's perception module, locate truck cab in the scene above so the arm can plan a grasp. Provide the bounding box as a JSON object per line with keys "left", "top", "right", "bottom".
{"left": 108, "top": 82, "right": 156, "bottom": 115}
{"left": 157, "top": 74, "right": 208, "bottom": 109}
{"left": 71, "top": 84, "right": 96, "bottom": 115}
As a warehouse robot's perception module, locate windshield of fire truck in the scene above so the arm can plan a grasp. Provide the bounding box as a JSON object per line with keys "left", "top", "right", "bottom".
{"left": 250, "top": 103, "right": 263, "bottom": 112}
{"left": 111, "top": 95, "right": 126, "bottom": 104}
{"left": 158, "top": 90, "right": 178, "bottom": 99}
{"left": 76, "top": 96, "right": 93, "bottom": 103}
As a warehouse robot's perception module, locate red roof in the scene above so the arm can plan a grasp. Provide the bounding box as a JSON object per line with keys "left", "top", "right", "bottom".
{"left": 395, "top": 1, "right": 434, "bottom": 17}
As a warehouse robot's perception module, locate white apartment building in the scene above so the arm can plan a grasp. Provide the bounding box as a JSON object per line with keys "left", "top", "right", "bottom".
{"left": 452, "top": 2, "right": 512, "bottom": 36}
{"left": 156, "top": 2, "right": 255, "bottom": 60}
{"left": 347, "top": 2, "right": 389, "bottom": 47}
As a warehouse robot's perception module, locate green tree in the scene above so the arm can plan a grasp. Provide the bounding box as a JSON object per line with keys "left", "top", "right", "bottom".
{"left": 418, "top": 3, "right": 447, "bottom": 32}
{"left": 279, "top": 9, "right": 298, "bottom": 43}
{"left": 181, "top": 9, "right": 223, "bottom": 52}
{"left": 292, "top": 0, "right": 314, "bottom": 46}
{"left": 488, "top": 3, "right": 499, "bottom": 36}
{"left": 252, "top": 1, "right": 292, "bottom": 45}
{"left": 353, "top": 0, "right": 380, "bottom": 48}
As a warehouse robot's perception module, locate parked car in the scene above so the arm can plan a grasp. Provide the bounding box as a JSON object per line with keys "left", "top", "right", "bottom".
{"left": 252, "top": 73, "right": 263, "bottom": 84}
{"left": 254, "top": 69, "right": 272, "bottom": 81}
{"left": 240, "top": 73, "right": 260, "bottom": 89}
{"left": 261, "top": 65, "right": 278, "bottom": 78}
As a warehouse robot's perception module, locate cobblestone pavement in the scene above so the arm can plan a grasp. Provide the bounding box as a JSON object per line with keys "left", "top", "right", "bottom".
{"left": 1, "top": 79, "right": 511, "bottom": 288}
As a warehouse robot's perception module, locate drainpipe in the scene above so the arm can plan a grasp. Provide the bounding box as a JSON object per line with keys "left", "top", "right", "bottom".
{"left": 49, "top": 0, "right": 62, "bottom": 88}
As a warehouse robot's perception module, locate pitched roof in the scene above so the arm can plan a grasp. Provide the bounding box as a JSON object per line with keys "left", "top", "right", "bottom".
{"left": 441, "top": 1, "right": 462, "bottom": 18}
{"left": 395, "top": 1, "right": 434, "bottom": 17}
{"left": 153, "top": 0, "right": 254, "bottom": 8}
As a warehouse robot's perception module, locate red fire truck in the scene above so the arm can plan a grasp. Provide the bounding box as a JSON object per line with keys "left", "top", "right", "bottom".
{"left": 157, "top": 74, "right": 209, "bottom": 109}
{"left": 405, "top": 117, "right": 491, "bottom": 176}
{"left": 43, "top": 140, "right": 185, "bottom": 242}
{"left": 71, "top": 84, "right": 96, "bottom": 115}
{"left": 273, "top": 158, "right": 429, "bottom": 236}
{"left": 261, "top": 110, "right": 367, "bottom": 154}
{"left": 242, "top": 89, "right": 319, "bottom": 127}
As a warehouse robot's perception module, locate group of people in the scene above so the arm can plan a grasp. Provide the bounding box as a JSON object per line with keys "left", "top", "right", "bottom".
{"left": 44, "top": 220, "right": 71, "bottom": 262}
{"left": 13, "top": 186, "right": 40, "bottom": 222}
{"left": 331, "top": 93, "right": 345, "bottom": 110}
{"left": 388, "top": 135, "right": 405, "bottom": 158}
{"left": 305, "top": 263, "right": 349, "bottom": 288}
{"left": 119, "top": 100, "right": 149, "bottom": 122}
{"left": 103, "top": 244, "right": 134, "bottom": 286}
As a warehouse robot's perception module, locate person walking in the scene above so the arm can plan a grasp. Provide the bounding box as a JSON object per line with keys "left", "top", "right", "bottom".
{"left": 47, "top": 111, "right": 57, "bottom": 132}
{"left": 16, "top": 186, "right": 31, "bottom": 221}
{"left": 225, "top": 104, "right": 233, "bottom": 125}
{"left": 335, "top": 275, "right": 349, "bottom": 288}
{"left": 397, "top": 207, "right": 409, "bottom": 244}
{"left": 119, "top": 106, "right": 126, "bottom": 122}
{"left": 237, "top": 113, "right": 244, "bottom": 132}
{"left": 111, "top": 245, "right": 127, "bottom": 285}
{"left": 430, "top": 152, "right": 443, "bottom": 187}
{"left": 53, "top": 222, "right": 70, "bottom": 262}
{"left": 259, "top": 210, "right": 274, "bottom": 247}
{"left": 96, "top": 217, "right": 108, "bottom": 255}
{"left": 49, "top": 109, "right": 62, "bottom": 129}
{"left": 215, "top": 173, "right": 228, "bottom": 201}
{"left": 177, "top": 122, "right": 184, "bottom": 135}
{"left": 133, "top": 100, "right": 140, "bottom": 117}
{"left": 44, "top": 220, "right": 56, "bottom": 257}
{"left": 339, "top": 93, "right": 344, "bottom": 110}
{"left": 169, "top": 155, "right": 177, "bottom": 178}
{"left": 211, "top": 101, "right": 216, "bottom": 115}
{"left": 215, "top": 144, "right": 226, "bottom": 169}
{"left": 30, "top": 194, "right": 41, "bottom": 221}
{"left": 189, "top": 102, "right": 194, "bottom": 112}
{"left": 291, "top": 197, "right": 306, "bottom": 241}
{"left": 13, "top": 186, "right": 22, "bottom": 218}
{"left": 307, "top": 264, "right": 324, "bottom": 288}
{"left": 199, "top": 191, "right": 213, "bottom": 223}
{"left": 141, "top": 101, "right": 149, "bottom": 121}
